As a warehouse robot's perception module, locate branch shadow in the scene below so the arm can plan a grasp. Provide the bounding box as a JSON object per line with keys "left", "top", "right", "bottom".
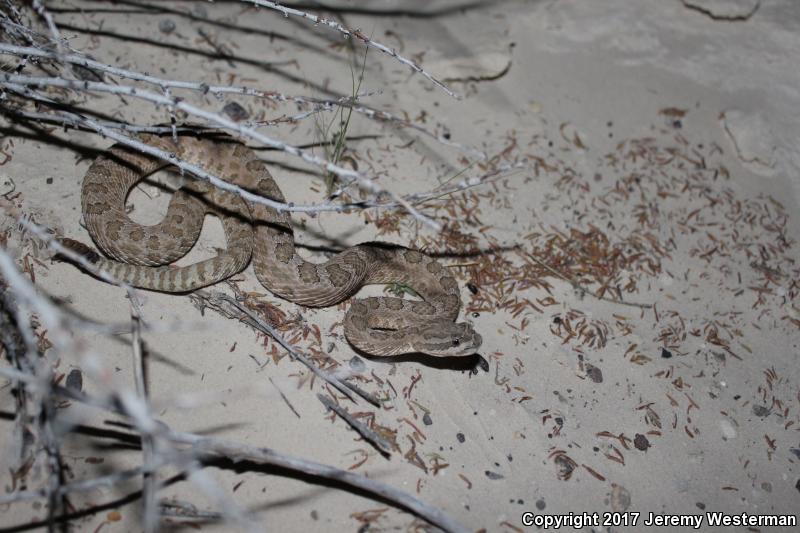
{"left": 0, "top": 411, "right": 452, "bottom": 532}
{"left": 49, "top": 0, "right": 345, "bottom": 64}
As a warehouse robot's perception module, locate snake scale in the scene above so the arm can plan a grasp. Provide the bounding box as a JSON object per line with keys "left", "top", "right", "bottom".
{"left": 59, "top": 133, "right": 482, "bottom": 357}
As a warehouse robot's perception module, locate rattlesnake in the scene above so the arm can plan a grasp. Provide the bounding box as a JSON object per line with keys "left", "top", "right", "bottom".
{"left": 59, "top": 133, "right": 482, "bottom": 357}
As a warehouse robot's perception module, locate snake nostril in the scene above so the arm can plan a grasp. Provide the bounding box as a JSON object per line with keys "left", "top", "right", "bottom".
{"left": 452, "top": 339, "right": 460, "bottom": 346}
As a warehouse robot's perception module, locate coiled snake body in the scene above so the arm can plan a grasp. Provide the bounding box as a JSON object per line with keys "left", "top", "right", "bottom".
{"left": 61, "top": 134, "right": 482, "bottom": 357}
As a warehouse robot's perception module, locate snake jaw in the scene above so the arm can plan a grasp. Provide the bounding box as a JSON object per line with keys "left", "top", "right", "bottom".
{"left": 416, "top": 322, "right": 483, "bottom": 357}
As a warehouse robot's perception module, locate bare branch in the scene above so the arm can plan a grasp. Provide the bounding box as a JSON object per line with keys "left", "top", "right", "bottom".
{"left": 171, "top": 431, "right": 469, "bottom": 533}
{"left": 1, "top": 73, "right": 440, "bottom": 229}
{"left": 317, "top": 393, "right": 393, "bottom": 455}
{"left": 237, "top": 0, "right": 459, "bottom": 99}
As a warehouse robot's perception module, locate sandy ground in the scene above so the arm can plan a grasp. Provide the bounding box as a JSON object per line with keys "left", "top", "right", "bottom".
{"left": 1, "top": 0, "right": 799, "bottom": 531}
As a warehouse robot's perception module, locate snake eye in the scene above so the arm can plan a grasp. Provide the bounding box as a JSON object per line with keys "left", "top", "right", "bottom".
{"left": 452, "top": 339, "right": 460, "bottom": 347}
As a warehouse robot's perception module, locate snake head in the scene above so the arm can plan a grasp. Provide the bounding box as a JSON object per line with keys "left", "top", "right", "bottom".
{"left": 416, "top": 321, "right": 483, "bottom": 357}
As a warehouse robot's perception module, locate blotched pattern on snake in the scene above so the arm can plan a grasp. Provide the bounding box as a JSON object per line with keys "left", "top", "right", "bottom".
{"left": 60, "top": 134, "right": 482, "bottom": 357}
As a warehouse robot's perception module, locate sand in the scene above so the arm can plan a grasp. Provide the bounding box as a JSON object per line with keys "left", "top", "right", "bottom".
{"left": 1, "top": 0, "right": 798, "bottom": 531}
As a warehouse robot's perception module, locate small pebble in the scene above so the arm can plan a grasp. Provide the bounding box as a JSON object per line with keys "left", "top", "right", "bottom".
{"left": 634, "top": 433, "right": 650, "bottom": 451}
{"left": 158, "top": 19, "right": 176, "bottom": 34}
{"left": 456, "top": 432, "right": 465, "bottom": 443}
{"left": 65, "top": 369, "right": 83, "bottom": 392}
{"left": 348, "top": 356, "right": 365, "bottom": 373}
{"left": 71, "top": 64, "right": 103, "bottom": 82}
{"left": 422, "top": 413, "right": 433, "bottom": 426}
{"left": 661, "top": 347, "right": 672, "bottom": 358}
{"left": 223, "top": 102, "right": 250, "bottom": 122}
{"left": 485, "top": 470, "right": 504, "bottom": 480}
{"left": 586, "top": 364, "right": 603, "bottom": 383}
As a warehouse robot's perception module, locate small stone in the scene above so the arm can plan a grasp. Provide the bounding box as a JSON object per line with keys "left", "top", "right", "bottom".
{"left": 586, "top": 364, "right": 603, "bottom": 383}
{"left": 634, "top": 433, "right": 650, "bottom": 451}
{"left": 45, "top": 177, "right": 53, "bottom": 185}
{"left": 456, "top": 432, "right": 465, "bottom": 443}
{"left": 696, "top": 502, "right": 706, "bottom": 510}
{"left": 661, "top": 348, "right": 672, "bottom": 359}
{"left": 71, "top": 64, "right": 103, "bottom": 82}
{"left": 485, "top": 470, "right": 504, "bottom": 480}
{"left": 158, "top": 19, "right": 176, "bottom": 34}
{"left": 422, "top": 412, "right": 433, "bottom": 426}
{"left": 348, "top": 356, "right": 365, "bottom": 373}
{"left": 223, "top": 101, "right": 249, "bottom": 122}
{"left": 752, "top": 405, "right": 770, "bottom": 417}
{"left": 536, "top": 499, "right": 546, "bottom": 510}
{"left": 65, "top": 369, "right": 82, "bottom": 392}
